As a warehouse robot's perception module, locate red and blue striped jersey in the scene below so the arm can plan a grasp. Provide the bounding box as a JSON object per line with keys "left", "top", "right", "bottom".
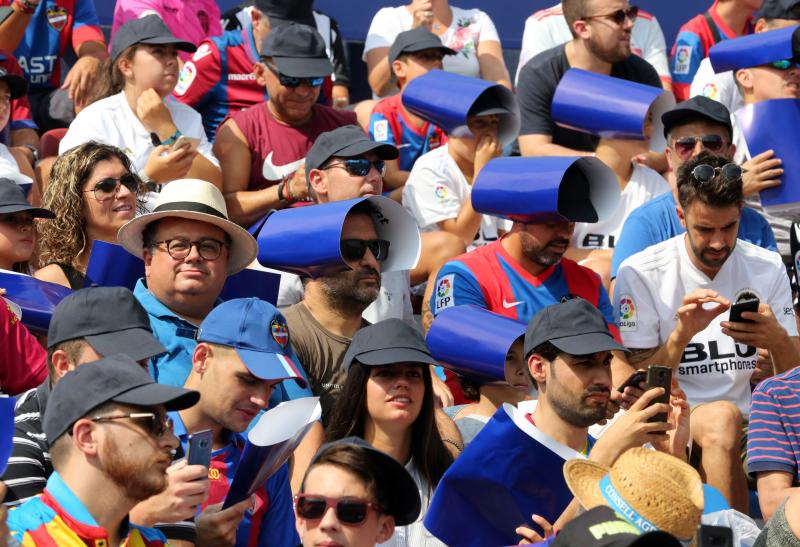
{"left": 8, "top": 471, "right": 168, "bottom": 546}
{"left": 430, "top": 240, "right": 618, "bottom": 336}
{"left": 172, "top": 413, "right": 300, "bottom": 547}
{"left": 0, "top": 0, "right": 105, "bottom": 93}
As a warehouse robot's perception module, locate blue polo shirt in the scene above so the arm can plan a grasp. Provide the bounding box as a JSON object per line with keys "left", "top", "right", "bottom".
{"left": 133, "top": 279, "right": 312, "bottom": 405}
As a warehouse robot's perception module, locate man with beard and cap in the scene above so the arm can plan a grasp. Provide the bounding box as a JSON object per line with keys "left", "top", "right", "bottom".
{"left": 614, "top": 152, "right": 800, "bottom": 512}
{"left": 7, "top": 356, "right": 200, "bottom": 546}
{"left": 516, "top": 0, "right": 662, "bottom": 158}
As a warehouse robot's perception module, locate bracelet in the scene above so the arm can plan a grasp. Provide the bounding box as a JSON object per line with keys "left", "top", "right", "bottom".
{"left": 161, "top": 130, "right": 182, "bottom": 146}
{"left": 14, "top": 0, "right": 37, "bottom": 14}
{"left": 284, "top": 177, "right": 296, "bottom": 203}
{"left": 441, "top": 438, "right": 464, "bottom": 452}
{"left": 277, "top": 180, "right": 287, "bottom": 203}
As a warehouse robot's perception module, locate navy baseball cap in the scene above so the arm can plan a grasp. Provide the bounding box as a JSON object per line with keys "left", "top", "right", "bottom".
{"left": 0, "top": 67, "right": 27, "bottom": 100}
{"left": 305, "top": 125, "right": 399, "bottom": 179}
{"left": 661, "top": 96, "right": 733, "bottom": 139}
{"left": 388, "top": 27, "right": 456, "bottom": 67}
{"left": 111, "top": 14, "right": 196, "bottom": 62}
{"left": 0, "top": 178, "right": 54, "bottom": 217}
{"left": 758, "top": 0, "right": 800, "bottom": 19}
{"left": 259, "top": 22, "right": 333, "bottom": 79}
{"left": 197, "top": 298, "right": 308, "bottom": 387}
{"left": 343, "top": 319, "right": 437, "bottom": 373}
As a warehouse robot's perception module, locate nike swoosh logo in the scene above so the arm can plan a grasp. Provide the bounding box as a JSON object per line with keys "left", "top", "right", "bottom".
{"left": 192, "top": 43, "right": 214, "bottom": 62}
{"left": 262, "top": 152, "right": 305, "bottom": 181}
{"left": 502, "top": 299, "right": 524, "bottom": 309}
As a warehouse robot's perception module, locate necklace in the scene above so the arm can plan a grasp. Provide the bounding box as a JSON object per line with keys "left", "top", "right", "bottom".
{"left": 433, "top": 22, "right": 442, "bottom": 30}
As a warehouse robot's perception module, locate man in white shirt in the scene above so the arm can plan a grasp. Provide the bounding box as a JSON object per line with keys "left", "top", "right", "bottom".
{"left": 614, "top": 152, "right": 800, "bottom": 512}
{"left": 516, "top": 2, "right": 671, "bottom": 90}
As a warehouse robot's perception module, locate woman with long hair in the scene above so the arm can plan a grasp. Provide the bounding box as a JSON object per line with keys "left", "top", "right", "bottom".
{"left": 34, "top": 142, "right": 139, "bottom": 289}
{"left": 327, "top": 319, "right": 453, "bottom": 547}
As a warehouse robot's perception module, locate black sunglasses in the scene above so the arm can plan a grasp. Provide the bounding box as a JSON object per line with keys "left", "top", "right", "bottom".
{"left": 83, "top": 174, "right": 140, "bottom": 201}
{"left": 263, "top": 61, "right": 324, "bottom": 88}
{"left": 324, "top": 159, "right": 386, "bottom": 177}
{"left": 340, "top": 238, "right": 390, "bottom": 262}
{"left": 691, "top": 163, "right": 742, "bottom": 183}
{"left": 672, "top": 134, "right": 727, "bottom": 159}
{"left": 584, "top": 4, "right": 638, "bottom": 25}
{"left": 295, "top": 494, "right": 379, "bottom": 525}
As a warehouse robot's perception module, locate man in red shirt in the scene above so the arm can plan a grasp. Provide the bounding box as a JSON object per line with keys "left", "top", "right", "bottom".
{"left": 213, "top": 22, "right": 355, "bottom": 228}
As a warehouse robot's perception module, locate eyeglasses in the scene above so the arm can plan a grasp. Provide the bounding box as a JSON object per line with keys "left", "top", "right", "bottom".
{"left": 83, "top": 174, "right": 140, "bottom": 201}
{"left": 153, "top": 237, "right": 227, "bottom": 260}
{"left": 263, "top": 61, "right": 325, "bottom": 88}
{"left": 766, "top": 59, "right": 800, "bottom": 71}
{"left": 324, "top": 159, "right": 386, "bottom": 177}
{"left": 691, "top": 163, "right": 743, "bottom": 183}
{"left": 340, "top": 238, "right": 390, "bottom": 262}
{"left": 91, "top": 412, "right": 174, "bottom": 438}
{"left": 672, "top": 134, "right": 727, "bottom": 159}
{"left": 295, "top": 494, "right": 379, "bottom": 525}
{"left": 583, "top": 4, "right": 638, "bottom": 25}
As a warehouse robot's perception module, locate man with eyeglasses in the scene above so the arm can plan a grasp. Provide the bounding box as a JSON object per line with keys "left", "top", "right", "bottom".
{"left": 8, "top": 355, "right": 200, "bottom": 546}
{"left": 517, "top": 0, "right": 662, "bottom": 158}
{"left": 213, "top": 22, "right": 356, "bottom": 228}
{"left": 614, "top": 152, "right": 799, "bottom": 512}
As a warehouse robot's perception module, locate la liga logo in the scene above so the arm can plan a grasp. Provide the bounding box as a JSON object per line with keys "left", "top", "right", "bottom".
{"left": 437, "top": 278, "right": 451, "bottom": 297}
{"left": 619, "top": 294, "right": 637, "bottom": 329}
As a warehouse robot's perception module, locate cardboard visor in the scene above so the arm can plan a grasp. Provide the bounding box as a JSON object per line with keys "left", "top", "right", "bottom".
{"left": 709, "top": 25, "right": 800, "bottom": 73}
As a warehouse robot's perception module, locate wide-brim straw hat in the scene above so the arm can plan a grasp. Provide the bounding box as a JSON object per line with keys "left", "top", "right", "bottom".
{"left": 117, "top": 179, "right": 257, "bottom": 274}
{"left": 563, "top": 447, "right": 704, "bottom": 541}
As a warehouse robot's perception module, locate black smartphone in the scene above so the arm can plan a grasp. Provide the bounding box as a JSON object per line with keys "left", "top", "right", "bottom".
{"left": 697, "top": 524, "right": 733, "bottom": 547}
{"left": 729, "top": 298, "right": 759, "bottom": 323}
{"left": 616, "top": 370, "right": 647, "bottom": 393}
{"left": 150, "top": 132, "right": 162, "bottom": 147}
{"left": 646, "top": 365, "right": 672, "bottom": 434}
{"left": 186, "top": 429, "right": 213, "bottom": 469}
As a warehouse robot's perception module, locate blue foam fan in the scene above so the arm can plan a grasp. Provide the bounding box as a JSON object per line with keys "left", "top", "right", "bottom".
{"left": 710, "top": 24, "right": 799, "bottom": 73}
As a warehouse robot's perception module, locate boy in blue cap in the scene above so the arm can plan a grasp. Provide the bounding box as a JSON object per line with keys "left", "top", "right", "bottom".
{"left": 177, "top": 297, "right": 308, "bottom": 547}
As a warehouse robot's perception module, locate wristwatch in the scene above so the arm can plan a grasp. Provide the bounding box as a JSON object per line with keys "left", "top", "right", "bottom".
{"left": 21, "top": 144, "right": 39, "bottom": 165}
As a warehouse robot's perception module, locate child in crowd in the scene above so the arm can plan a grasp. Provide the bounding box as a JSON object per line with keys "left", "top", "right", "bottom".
{"left": 0, "top": 69, "right": 35, "bottom": 191}
{"left": 0, "top": 178, "right": 53, "bottom": 274}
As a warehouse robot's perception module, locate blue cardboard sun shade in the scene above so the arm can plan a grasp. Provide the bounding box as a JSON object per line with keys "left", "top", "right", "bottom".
{"left": 0, "top": 271, "right": 72, "bottom": 334}
{"left": 709, "top": 24, "right": 800, "bottom": 73}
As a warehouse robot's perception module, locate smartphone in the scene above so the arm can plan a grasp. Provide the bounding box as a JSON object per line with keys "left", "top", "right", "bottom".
{"left": 186, "top": 429, "right": 213, "bottom": 469}
{"left": 616, "top": 370, "right": 647, "bottom": 393}
{"left": 729, "top": 297, "right": 759, "bottom": 324}
{"left": 171, "top": 135, "right": 200, "bottom": 152}
{"left": 697, "top": 524, "right": 733, "bottom": 547}
{"left": 646, "top": 365, "right": 672, "bottom": 434}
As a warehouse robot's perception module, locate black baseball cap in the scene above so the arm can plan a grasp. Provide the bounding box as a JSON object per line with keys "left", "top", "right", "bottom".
{"left": 259, "top": 22, "right": 333, "bottom": 79}
{"left": 661, "top": 96, "right": 733, "bottom": 139}
{"left": 343, "top": 319, "right": 438, "bottom": 373}
{"left": 469, "top": 88, "right": 515, "bottom": 117}
{"left": 758, "top": 0, "right": 800, "bottom": 19}
{"left": 47, "top": 287, "right": 166, "bottom": 363}
{"left": 524, "top": 298, "right": 628, "bottom": 357}
{"left": 551, "top": 507, "right": 682, "bottom": 547}
{"left": 0, "top": 67, "right": 27, "bottom": 100}
{"left": 305, "top": 125, "right": 399, "bottom": 179}
{"left": 388, "top": 27, "right": 456, "bottom": 67}
{"left": 111, "top": 14, "right": 196, "bottom": 62}
{"left": 0, "top": 178, "right": 54, "bottom": 218}
{"left": 311, "top": 437, "right": 422, "bottom": 526}
{"left": 255, "top": 0, "right": 315, "bottom": 27}
{"left": 44, "top": 354, "right": 199, "bottom": 443}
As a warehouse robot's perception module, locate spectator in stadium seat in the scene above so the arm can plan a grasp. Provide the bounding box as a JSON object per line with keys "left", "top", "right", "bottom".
{"left": 0, "top": 0, "right": 108, "bottom": 132}
{"left": 34, "top": 143, "right": 139, "bottom": 290}
{"left": 59, "top": 15, "right": 222, "bottom": 198}
{"left": 0, "top": 68, "right": 34, "bottom": 188}
{"left": 516, "top": 2, "right": 672, "bottom": 90}
{"left": 517, "top": 0, "right": 663, "bottom": 160}
{"left": 0, "top": 50, "right": 38, "bottom": 165}
{"left": 362, "top": 0, "right": 510, "bottom": 98}
{"left": 670, "top": 0, "right": 761, "bottom": 101}
{"left": 614, "top": 152, "right": 800, "bottom": 512}
{"left": 0, "top": 177, "right": 53, "bottom": 276}
{"left": 213, "top": 23, "right": 356, "bottom": 227}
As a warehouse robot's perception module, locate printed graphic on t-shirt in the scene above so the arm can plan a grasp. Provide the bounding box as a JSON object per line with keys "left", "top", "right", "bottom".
{"left": 618, "top": 294, "right": 637, "bottom": 330}
{"left": 434, "top": 274, "right": 455, "bottom": 312}
{"left": 673, "top": 45, "right": 692, "bottom": 75}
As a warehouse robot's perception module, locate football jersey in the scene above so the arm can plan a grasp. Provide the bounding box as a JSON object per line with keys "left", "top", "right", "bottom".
{"left": 0, "top": 51, "right": 37, "bottom": 140}
{"left": 615, "top": 235, "right": 796, "bottom": 414}
{"left": 516, "top": 3, "right": 670, "bottom": 85}
{"left": 430, "top": 239, "right": 618, "bottom": 336}
{"left": 689, "top": 57, "right": 743, "bottom": 115}
{"left": 369, "top": 94, "right": 445, "bottom": 172}
{"left": 0, "top": 0, "right": 105, "bottom": 92}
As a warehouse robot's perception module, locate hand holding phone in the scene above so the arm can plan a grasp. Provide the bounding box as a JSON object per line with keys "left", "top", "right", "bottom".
{"left": 187, "top": 429, "right": 213, "bottom": 470}
{"left": 616, "top": 370, "right": 647, "bottom": 393}
{"left": 729, "top": 297, "right": 760, "bottom": 324}
{"left": 646, "top": 365, "right": 672, "bottom": 434}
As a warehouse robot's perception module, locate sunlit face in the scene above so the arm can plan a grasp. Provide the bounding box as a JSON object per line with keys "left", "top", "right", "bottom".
{"left": 0, "top": 212, "right": 36, "bottom": 269}
{"left": 259, "top": 59, "right": 321, "bottom": 124}
{"left": 678, "top": 200, "right": 741, "bottom": 276}
{"left": 123, "top": 44, "right": 181, "bottom": 98}
{"left": 392, "top": 48, "right": 445, "bottom": 84}
{"left": 581, "top": 0, "right": 634, "bottom": 63}
{"left": 364, "top": 363, "right": 425, "bottom": 430}
{"left": 665, "top": 120, "right": 733, "bottom": 174}
{"left": 737, "top": 63, "right": 800, "bottom": 103}
{"left": 81, "top": 157, "right": 136, "bottom": 242}
{"left": 515, "top": 218, "right": 575, "bottom": 268}
{"left": 314, "top": 152, "right": 383, "bottom": 202}
{"left": 504, "top": 339, "right": 532, "bottom": 392}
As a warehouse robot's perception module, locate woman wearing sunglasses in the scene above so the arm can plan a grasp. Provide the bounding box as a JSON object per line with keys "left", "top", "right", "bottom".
{"left": 34, "top": 143, "right": 140, "bottom": 289}
{"left": 297, "top": 437, "right": 421, "bottom": 547}
{"left": 327, "top": 319, "right": 454, "bottom": 547}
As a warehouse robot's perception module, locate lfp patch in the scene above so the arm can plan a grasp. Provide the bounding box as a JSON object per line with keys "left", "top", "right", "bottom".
{"left": 434, "top": 274, "right": 455, "bottom": 313}
{"left": 618, "top": 294, "right": 637, "bottom": 331}
{"left": 373, "top": 120, "right": 389, "bottom": 142}
{"left": 434, "top": 184, "right": 449, "bottom": 203}
{"left": 673, "top": 45, "right": 692, "bottom": 75}
{"left": 174, "top": 62, "right": 197, "bottom": 96}
{"left": 270, "top": 319, "right": 289, "bottom": 347}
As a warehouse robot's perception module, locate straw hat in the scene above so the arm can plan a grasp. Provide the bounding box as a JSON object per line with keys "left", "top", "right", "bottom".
{"left": 563, "top": 448, "right": 704, "bottom": 541}
{"left": 117, "top": 179, "right": 258, "bottom": 274}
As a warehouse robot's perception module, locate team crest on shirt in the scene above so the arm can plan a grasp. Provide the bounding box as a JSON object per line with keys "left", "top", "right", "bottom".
{"left": 434, "top": 184, "right": 449, "bottom": 203}
{"left": 702, "top": 83, "right": 719, "bottom": 100}
{"left": 434, "top": 274, "right": 455, "bottom": 312}
{"left": 673, "top": 45, "right": 692, "bottom": 75}
{"left": 270, "top": 319, "right": 289, "bottom": 347}
{"left": 373, "top": 120, "right": 389, "bottom": 142}
{"left": 174, "top": 62, "right": 197, "bottom": 96}
{"left": 46, "top": 5, "right": 68, "bottom": 32}
{"left": 618, "top": 294, "right": 637, "bottom": 331}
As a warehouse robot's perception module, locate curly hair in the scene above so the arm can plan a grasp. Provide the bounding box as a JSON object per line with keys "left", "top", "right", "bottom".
{"left": 37, "top": 142, "right": 140, "bottom": 272}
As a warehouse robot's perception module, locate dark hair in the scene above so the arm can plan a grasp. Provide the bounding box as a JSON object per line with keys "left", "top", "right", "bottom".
{"left": 46, "top": 339, "right": 89, "bottom": 382}
{"left": 49, "top": 400, "right": 120, "bottom": 468}
{"left": 93, "top": 44, "right": 141, "bottom": 102}
{"left": 562, "top": 0, "right": 590, "bottom": 36}
{"left": 456, "top": 375, "right": 480, "bottom": 401}
{"left": 526, "top": 341, "right": 561, "bottom": 389}
{"left": 326, "top": 362, "right": 453, "bottom": 491}
{"left": 141, "top": 218, "right": 232, "bottom": 251}
{"left": 677, "top": 152, "right": 743, "bottom": 209}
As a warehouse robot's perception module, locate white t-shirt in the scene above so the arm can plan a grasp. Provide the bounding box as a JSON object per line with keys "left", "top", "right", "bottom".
{"left": 615, "top": 235, "right": 796, "bottom": 415}
{"left": 363, "top": 5, "right": 501, "bottom": 81}
{"left": 572, "top": 163, "right": 669, "bottom": 250}
{"left": 689, "top": 57, "right": 744, "bottom": 115}
{"left": 0, "top": 144, "right": 33, "bottom": 189}
{"left": 402, "top": 144, "right": 506, "bottom": 250}
{"left": 515, "top": 3, "right": 670, "bottom": 85}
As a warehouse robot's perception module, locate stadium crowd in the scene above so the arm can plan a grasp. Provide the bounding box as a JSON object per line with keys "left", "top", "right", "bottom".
{"left": 2, "top": 0, "right": 800, "bottom": 545}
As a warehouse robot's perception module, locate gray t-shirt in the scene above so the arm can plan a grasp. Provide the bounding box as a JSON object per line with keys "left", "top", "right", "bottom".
{"left": 754, "top": 500, "right": 800, "bottom": 547}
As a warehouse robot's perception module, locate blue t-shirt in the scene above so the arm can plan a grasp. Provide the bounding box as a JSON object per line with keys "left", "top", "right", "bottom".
{"left": 611, "top": 192, "right": 777, "bottom": 278}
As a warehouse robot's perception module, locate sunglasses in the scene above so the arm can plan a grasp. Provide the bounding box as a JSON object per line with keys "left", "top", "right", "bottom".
{"left": 295, "top": 494, "right": 379, "bottom": 525}
{"left": 691, "top": 163, "right": 742, "bottom": 183}
{"left": 263, "top": 61, "right": 325, "bottom": 88}
{"left": 584, "top": 4, "right": 638, "bottom": 25}
{"left": 672, "top": 134, "right": 727, "bottom": 159}
{"left": 324, "top": 159, "right": 386, "bottom": 177}
{"left": 340, "top": 238, "right": 390, "bottom": 262}
{"left": 83, "top": 174, "right": 140, "bottom": 201}
{"left": 767, "top": 59, "right": 800, "bottom": 71}
{"left": 91, "top": 412, "right": 174, "bottom": 438}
